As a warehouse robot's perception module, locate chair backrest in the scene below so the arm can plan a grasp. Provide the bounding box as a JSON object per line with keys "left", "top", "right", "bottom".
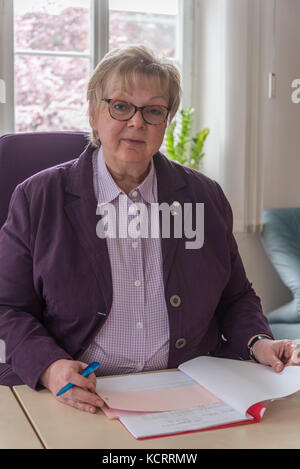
{"left": 261, "top": 208, "right": 300, "bottom": 304}
{"left": 0, "top": 131, "right": 89, "bottom": 228}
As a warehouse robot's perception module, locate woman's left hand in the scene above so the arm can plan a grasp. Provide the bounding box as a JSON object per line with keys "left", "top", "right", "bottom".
{"left": 252, "top": 339, "right": 299, "bottom": 372}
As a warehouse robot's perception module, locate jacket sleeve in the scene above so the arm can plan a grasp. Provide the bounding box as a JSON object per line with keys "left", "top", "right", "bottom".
{"left": 213, "top": 182, "right": 274, "bottom": 360}
{"left": 0, "top": 184, "right": 72, "bottom": 390}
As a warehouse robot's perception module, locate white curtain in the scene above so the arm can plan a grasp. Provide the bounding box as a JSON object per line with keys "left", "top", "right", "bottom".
{"left": 219, "top": 0, "right": 265, "bottom": 233}
{"left": 0, "top": 0, "right": 14, "bottom": 135}
{"left": 196, "top": 0, "right": 266, "bottom": 233}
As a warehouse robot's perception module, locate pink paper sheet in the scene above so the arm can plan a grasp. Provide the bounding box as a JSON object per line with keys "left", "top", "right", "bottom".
{"left": 97, "top": 383, "right": 220, "bottom": 413}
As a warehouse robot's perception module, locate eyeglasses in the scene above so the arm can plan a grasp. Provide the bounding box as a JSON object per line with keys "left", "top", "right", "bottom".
{"left": 102, "top": 98, "right": 170, "bottom": 125}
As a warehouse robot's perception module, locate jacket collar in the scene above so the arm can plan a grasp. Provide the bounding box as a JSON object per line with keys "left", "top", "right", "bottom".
{"left": 64, "top": 143, "right": 187, "bottom": 201}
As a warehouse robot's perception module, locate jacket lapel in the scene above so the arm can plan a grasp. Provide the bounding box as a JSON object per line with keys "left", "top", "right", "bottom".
{"left": 63, "top": 145, "right": 113, "bottom": 312}
{"left": 63, "top": 145, "right": 188, "bottom": 309}
{"left": 153, "top": 152, "right": 188, "bottom": 289}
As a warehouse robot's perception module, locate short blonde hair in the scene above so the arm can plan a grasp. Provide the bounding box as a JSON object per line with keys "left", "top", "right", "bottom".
{"left": 87, "top": 45, "right": 182, "bottom": 147}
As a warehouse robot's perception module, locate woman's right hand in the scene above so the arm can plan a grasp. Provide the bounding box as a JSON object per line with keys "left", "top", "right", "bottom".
{"left": 39, "top": 359, "right": 104, "bottom": 413}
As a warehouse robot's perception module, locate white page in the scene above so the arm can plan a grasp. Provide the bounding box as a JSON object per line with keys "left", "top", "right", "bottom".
{"left": 119, "top": 402, "right": 249, "bottom": 439}
{"left": 96, "top": 371, "right": 196, "bottom": 393}
{"left": 179, "top": 356, "right": 300, "bottom": 415}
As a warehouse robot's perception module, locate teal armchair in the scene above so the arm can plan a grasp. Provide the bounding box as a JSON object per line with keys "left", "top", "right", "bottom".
{"left": 261, "top": 208, "right": 300, "bottom": 339}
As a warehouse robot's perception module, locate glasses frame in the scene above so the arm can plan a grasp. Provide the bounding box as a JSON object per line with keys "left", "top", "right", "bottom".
{"left": 102, "top": 98, "right": 170, "bottom": 125}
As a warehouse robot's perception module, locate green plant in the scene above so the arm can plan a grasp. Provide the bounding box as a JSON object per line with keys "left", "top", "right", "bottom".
{"left": 165, "top": 107, "right": 209, "bottom": 170}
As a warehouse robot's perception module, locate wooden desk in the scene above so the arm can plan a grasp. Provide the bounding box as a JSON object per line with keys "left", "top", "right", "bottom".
{"left": 12, "top": 383, "right": 300, "bottom": 449}
{"left": 0, "top": 385, "right": 43, "bottom": 449}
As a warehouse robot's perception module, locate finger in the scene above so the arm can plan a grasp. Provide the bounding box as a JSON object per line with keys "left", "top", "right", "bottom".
{"left": 77, "top": 361, "right": 93, "bottom": 372}
{"left": 285, "top": 340, "right": 298, "bottom": 355}
{"left": 279, "top": 340, "right": 298, "bottom": 363}
{"left": 272, "top": 360, "right": 284, "bottom": 373}
{"left": 57, "top": 387, "right": 104, "bottom": 413}
{"left": 59, "top": 396, "right": 98, "bottom": 414}
{"left": 268, "top": 346, "right": 284, "bottom": 372}
{"left": 89, "top": 372, "right": 97, "bottom": 389}
{"left": 287, "top": 347, "right": 300, "bottom": 365}
{"left": 67, "top": 386, "right": 104, "bottom": 408}
{"left": 269, "top": 340, "right": 296, "bottom": 371}
{"left": 75, "top": 362, "right": 97, "bottom": 389}
{"left": 65, "top": 371, "right": 96, "bottom": 393}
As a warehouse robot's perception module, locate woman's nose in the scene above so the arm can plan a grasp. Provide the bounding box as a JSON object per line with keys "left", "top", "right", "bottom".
{"left": 127, "top": 109, "right": 146, "bottom": 128}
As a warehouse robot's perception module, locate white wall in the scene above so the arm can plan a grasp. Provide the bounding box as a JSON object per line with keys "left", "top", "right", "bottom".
{"left": 262, "top": 0, "right": 300, "bottom": 209}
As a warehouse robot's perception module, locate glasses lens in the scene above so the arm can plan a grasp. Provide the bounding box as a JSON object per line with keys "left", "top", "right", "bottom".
{"left": 142, "top": 106, "right": 168, "bottom": 125}
{"left": 109, "top": 100, "right": 135, "bottom": 120}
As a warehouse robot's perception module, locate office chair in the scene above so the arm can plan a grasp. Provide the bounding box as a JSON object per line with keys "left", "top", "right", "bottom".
{"left": 0, "top": 131, "right": 89, "bottom": 386}
{"left": 0, "top": 131, "right": 89, "bottom": 228}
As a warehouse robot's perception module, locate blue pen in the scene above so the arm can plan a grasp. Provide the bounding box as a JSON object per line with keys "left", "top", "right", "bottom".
{"left": 56, "top": 361, "right": 100, "bottom": 397}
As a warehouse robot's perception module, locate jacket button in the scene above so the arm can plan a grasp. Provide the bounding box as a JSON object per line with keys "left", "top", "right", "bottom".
{"left": 170, "top": 295, "right": 181, "bottom": 307}
{"left": 175, "top": 338, "right": 187, "bottom": 349}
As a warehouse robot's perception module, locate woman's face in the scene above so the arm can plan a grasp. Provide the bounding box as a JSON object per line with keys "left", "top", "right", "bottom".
{"left": 90, "top": 73, "right": 169, "bottom": 171}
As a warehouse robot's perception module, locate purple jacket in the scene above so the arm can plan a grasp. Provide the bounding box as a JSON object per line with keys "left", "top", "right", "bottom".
{"left": 0, "top": 144, "right": 273, "bottom": 389}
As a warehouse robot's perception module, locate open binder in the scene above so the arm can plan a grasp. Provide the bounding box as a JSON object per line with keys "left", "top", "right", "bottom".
{"left": 96, "top": 356, "right": 300, "bottom": 440}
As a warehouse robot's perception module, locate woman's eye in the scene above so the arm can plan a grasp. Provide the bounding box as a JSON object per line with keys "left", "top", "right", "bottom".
{"left": 113, "top": 102, "right": 130, "bottom": 112}
{"left": 148, "top": 107, "right": 163, "bottom": 116}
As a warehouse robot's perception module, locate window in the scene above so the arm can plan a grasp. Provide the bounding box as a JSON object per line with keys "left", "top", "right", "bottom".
{"left": 0, "top": 0, "right": 267, "bottom": 233}
{"left": 109, "top": 0, "right": 179, "bottom": 59}
{"left": 12, "top": 0, "right": 179, "bottom": 133}
{"left": 14, "top": 0, "right": 92, "bottom": 132}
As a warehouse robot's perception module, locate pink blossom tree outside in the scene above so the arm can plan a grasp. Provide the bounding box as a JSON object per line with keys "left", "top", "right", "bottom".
{"left": 14, "top": 5, "right": 177, "bottom": 133}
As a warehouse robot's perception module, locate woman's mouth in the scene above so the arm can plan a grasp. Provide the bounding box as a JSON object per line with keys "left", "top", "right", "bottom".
{"left": 122, "top": 138, "right": 145, "bottom": 145}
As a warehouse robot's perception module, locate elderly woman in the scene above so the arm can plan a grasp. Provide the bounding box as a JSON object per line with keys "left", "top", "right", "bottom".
{"left": 0, "top": 45, "right": 298, "bottom": 414}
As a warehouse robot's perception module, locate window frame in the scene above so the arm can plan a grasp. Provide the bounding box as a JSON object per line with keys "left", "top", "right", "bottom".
{"left": 0, "top": 0, "right": 14, "bottom": 134}
{"left": 1, "top": 0, "right": 198, "bottom": 135}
